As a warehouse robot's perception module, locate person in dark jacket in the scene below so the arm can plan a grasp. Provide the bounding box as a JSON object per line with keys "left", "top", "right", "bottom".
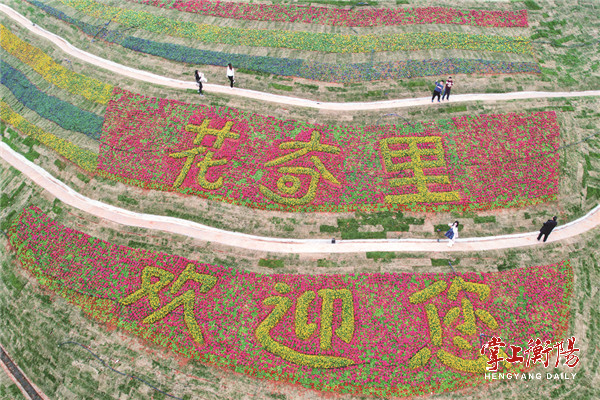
{"left": 537, "top": 216, "right": 557, "bottom": 242}
{"left": 432, "top": 80, "right": 444, "bottom": 103}
{"left": 194, "top": 70, "right": 207, "bottom": 96}
{"left": 442, "top": 76, "right": 453, "bottom": 101}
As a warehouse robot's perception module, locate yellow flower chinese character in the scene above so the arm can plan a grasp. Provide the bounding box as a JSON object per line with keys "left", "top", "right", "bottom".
{"left": 380, "top": 136, "right": 460, "bottom": 204}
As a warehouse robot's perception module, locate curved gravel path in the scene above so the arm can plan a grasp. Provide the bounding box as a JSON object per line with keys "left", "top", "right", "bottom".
{"left": 2, "top": 143, "right": 599, "bottom": 254}
{"left": 2, "top": 4, "right": 600, "bottom": 111}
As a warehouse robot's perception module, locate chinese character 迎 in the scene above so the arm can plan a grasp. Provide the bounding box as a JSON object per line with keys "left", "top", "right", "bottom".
{"left": 255, "top": 283, "right": 355, "bottom": 368}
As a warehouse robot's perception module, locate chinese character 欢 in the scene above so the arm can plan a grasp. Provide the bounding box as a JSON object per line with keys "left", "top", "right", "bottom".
{"left": 379, "top": 136, "right": 460, "bottom": 204}
{"left": 120, "top": 263, "right": 217, "bottom": 345}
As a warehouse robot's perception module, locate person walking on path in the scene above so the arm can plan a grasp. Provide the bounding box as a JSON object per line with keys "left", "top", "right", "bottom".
{"left": 537, "top": 216, "right": 558, "bottom": 242}
{"left": 432, "top": 80, "right": 444, "bottom": 103}
{"left": 227, "top": 63, "right": 235, "bottom": 89}
{"left": 194, "top": 70, "right": 207, "bottom": 96}
{"left": 442, "top": 76, "right": 453, "bottom": 101}
{"left": 445, "top": 221, "right": 459, "bottom": 247}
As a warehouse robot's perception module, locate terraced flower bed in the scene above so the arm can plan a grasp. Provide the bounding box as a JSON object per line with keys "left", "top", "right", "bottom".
{"left": 0, "top": 25, "right": 559, "bottom": 214}
{"left": 53, "top": 0, "right": 535, "bottom": 55}
{"left": 24, "top": 2, "right": 539, "bottom": 82}
{"left": 128, "top": 0, "right": 528, "bottom": 28}
{"left": 0, "top": 101, "right": 98, "bottom": 172}
{"left": 7, "top": 206, "right": 573, "bottom": 397}
{"left": 0, "top": 60, "right": 104, "bottom": 139}
{"left": 0, "top": 24, "right": 112, "bottom": 104}
{"left": 98, "top": 88, "right": 560, "bottom": 212}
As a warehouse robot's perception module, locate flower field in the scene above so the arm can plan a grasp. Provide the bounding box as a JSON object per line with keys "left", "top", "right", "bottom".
{"left": 0, "top": 24, "right": 558, "bottom": 214}
{"left": 0, "top": 100, "right": 98, "bottom": 172}
{"left": 26, "top": 1, "right": 539, "bottom": 82}
{"left": 129, "top": 0, "right": 528, "bottom": 28}
{"left": 97, "top": 88, "right": 560, "bottom": 212}
{"left": 7, "top": 206, "right": 573, "bottom": 397}
{"left": 0, "top": 59, "right": 104, "bottom": 139}
{"left": 55, "top": 0, "right": 534, "bottom": 55}
{"left": 0, "top": 24, "right": 113, "bottom": 104}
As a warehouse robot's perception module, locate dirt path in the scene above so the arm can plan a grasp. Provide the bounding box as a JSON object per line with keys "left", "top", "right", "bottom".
{"left": 2, "top": 4, "right": 600, "bottom": 111}
{"left": 2, "top": 143, "right": 598, "bottom": 254}
{"left": 0, "top": 344, "right": 48, "bottom": 400}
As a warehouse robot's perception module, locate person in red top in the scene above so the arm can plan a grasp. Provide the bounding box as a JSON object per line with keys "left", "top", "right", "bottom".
{"left": 442, "top": 76, "right": 453, "bottom": 101}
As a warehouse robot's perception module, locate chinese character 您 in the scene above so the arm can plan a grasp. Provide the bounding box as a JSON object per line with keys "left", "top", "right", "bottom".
{"left": 409, "top": 276, "right": 510, "bottom": 373}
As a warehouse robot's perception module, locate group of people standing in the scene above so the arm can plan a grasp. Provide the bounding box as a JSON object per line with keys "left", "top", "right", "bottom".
{"left": 191, "top": 68, "right": 562, "bottom": 249}
{"left": 432, "top": 76, "right": 453, "bottom": 102}
{"left": 197, "top": 67, "right": 456, "bottom": 103}
{"left": 194, "top": 63, "right": 236, "bottom": 96}
{"left": 443, "top": 216, "right": 559, "bottom": 247}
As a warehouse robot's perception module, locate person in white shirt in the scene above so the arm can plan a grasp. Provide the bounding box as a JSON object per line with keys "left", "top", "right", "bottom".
{"left": 194, "top": 70, "right": 207, "bottom": 96}
{"left": 444, "top": 221, "right": 459, "bottom": 247}
{"left": 227, "top": 63, "right": 235, "bottom": 88}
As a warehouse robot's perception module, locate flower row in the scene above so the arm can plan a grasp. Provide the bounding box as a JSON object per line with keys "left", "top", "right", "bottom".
{"left": 56, "top": 0, "right": 534, "bottom": 55}
{"left": 0, "top": 101, "right": 98, "bottom": 172}
{"left": 97, "top": 88, "right": 560, "bottom": 213}
{"left": 8, "top": 206, "right": 573, "bottom": 397}
{"left": 130, "top": 0, "right": 528, "bottom": 28}
{"left": 25, "top": 2, "right": 540, "bottom": 83}
{"left": 0, "top": 24, "right": 113, "bottom": 104}
{"left": 0, "top": 59, "right": 104, "bottom": 139}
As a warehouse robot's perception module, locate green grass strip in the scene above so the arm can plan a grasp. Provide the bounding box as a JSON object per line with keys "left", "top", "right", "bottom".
{"left": 1, "top": 100, "right": 98, "bottom": 172}
{"left": 57, "top": 0, "right": 534, "bottom": 55}
{"left": 0, "top": 24, "right": 113, "bottom": 104}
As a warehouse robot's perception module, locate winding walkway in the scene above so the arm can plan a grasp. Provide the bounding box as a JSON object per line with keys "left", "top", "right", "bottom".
{"left": 2, "top": 4, "right": 600, "bottom": 253}
{"left": 2, "top": 143, "right": 599, "bottom": 254}
{"left": 2, "top": 4, "right": 600, "bottom": 111}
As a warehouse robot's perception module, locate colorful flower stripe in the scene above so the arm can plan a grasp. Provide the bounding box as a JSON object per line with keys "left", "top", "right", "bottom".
{"left": 0, "top": 24, "right": 113, "bottom": 104}
{"left": 27, "top": 1, "right": 539, "bottom": 83}
{"left": 128, "top": 0, "right": 528, "bottom": 28}
{"left": 0, "top": 101, "right": 98, "bottom": 172}
{"left": 297, "top": 58, "right": 540, "bottom": 82}
{"left": 8, "top": 206, "right": 572, "bottom": 397}
{"left": 0, "top": 60, "right": 104, "bottom": 139}
{"left": 97, "top": 88, "right": 559, "bottom": 213}
{"left": 447, "top": 113, "right": 560, "bottom": 206}
{"left": 56, "top": 0, "right": 534, "bottom": 55}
